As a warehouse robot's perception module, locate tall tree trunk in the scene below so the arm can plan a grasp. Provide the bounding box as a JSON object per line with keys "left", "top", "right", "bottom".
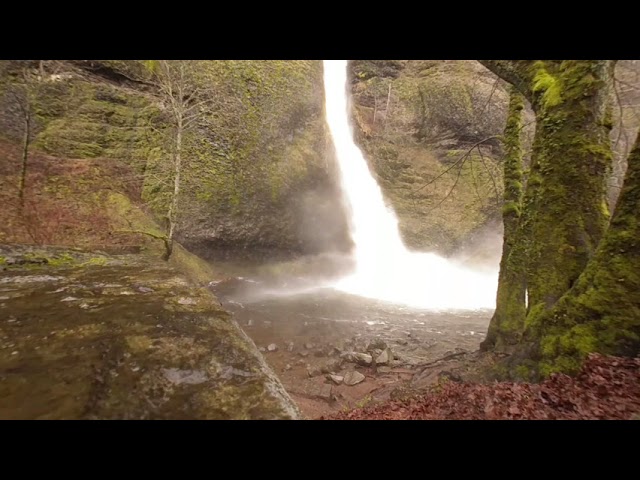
{"left": 165, "top": 118, "right": 182, "bottom": 261}
{"left": 18, "top": 111, "right": 31, "bottom": 211}
{"left": 522, "top": 130, "right": 640, "bottom": 376}
{"left": 479, "top": 61, "right": 614, "bottom": 352}
{"left": 524, "top": 61, "right": 613, "bottom": 315}
{"left": 481, "top": 89, "right": 526, "bottom": 351}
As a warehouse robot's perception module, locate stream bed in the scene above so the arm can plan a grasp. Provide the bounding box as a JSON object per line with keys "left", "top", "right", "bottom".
{"left": 210, "top": 261, "right": 494, "bottom": 418}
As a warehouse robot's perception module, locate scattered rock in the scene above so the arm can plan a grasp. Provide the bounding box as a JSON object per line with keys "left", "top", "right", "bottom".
{"left": 376, "top": 348, "right": 392, "bottom": 365}
{"left": 343, "top": 370, "right": 365, "bottom": 386}
{"left": 304, "top": 342, "right": 314, "bottom": 349}
{"left": 341, "top": 352, "right": 372, "bottom": 366}
{"left": 319, "top": 384, "right": 333, "bottom": 402}
{"left": 286, "top": 342, "right": 294, "bottom": 352}
{"left": 177, "top": 297, "right": 196, "bottom": 305}
{"left": 307, "top": 365, "right": 322, "bottom": 377}
{"left": 313, "top": 349, "right": 325, "bottom": 357}
{"left": 328, "top": 374, "right": 344, "bottom": 385}
{"left": 267, "top": 343, "right": 278, "bottom": 352}
{"left": 163, "top": 368, "right": 208, "bottom": 385}
{"left": 377, "top": 366, "right": 392, "bottom": 374}
{"left": 137, "top": 286, "right": 154, "bottom": 293}
{"left": 11, "top": 351, "right": 18, "bottom": 356}
{"left": 259, "top": 347, "right": 266, "bottom": 353}
{"left": 396, "top": 339, "right": 408, "bottom": 346}
{"left": 283, "top": 364, "right": 292, "bottom": 372}
{"left": 296, "top": 359, "right": 305, "bottom": 365}
{"left": 439, "top": 371, "right": 463, "bottom": 382}
{"left": 321, "top": 359, "right": 343, "bottom": 374}
{"left": 367, "top": 338, "right": 387, "bottom": 351}
{"left": 247, "top": 319, "right": 254, "bottom": 327}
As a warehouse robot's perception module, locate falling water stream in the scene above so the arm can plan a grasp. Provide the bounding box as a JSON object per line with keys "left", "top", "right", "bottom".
{"left": 324, "top": 60, "right": 498, "bottom": 310}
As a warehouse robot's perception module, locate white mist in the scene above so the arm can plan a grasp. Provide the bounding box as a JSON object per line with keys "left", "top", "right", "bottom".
{"left": 323, "top": 60, "right": 498, "bottom": 310}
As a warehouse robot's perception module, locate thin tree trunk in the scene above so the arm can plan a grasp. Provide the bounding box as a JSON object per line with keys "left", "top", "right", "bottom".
{"left": 481, "top": 89, "right": 526, "bottom": 351}
{"left": 165, "top": 117, "right": 182, "bottom": 260}
{"left": 384, "top": 84, "right": 391, "bottom": 131}
{"left": 18, "top": 111, "right": 30, "bottom": 211}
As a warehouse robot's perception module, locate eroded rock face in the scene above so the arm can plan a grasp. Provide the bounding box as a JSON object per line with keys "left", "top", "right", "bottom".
{"left": 0, "top": 248, "right": 299, "bottom": 419}
{"left": 348, "top": 60, "right": 533, "bottom": 253}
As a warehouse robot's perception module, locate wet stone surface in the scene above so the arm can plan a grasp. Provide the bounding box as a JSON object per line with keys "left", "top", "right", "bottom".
{"left": 0, "top": 248, "right": 299, "bottom": 420}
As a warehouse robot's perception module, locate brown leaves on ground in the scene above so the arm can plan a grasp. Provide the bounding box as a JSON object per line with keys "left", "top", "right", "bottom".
{"left": 323, "top": 354, "right": 640, "bottom": 420}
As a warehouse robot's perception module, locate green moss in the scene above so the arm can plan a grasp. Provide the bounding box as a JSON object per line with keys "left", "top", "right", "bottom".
{"left": 482, "top": 88, "right": 526, "bottom": 351}
{"left": 168, "top": 243, "right": 220, "bottom": 286}
{"left": 532, "top": 63, "right": 563, "bottom": 108}
{"left": 48, "top": 253, "right": 75, "bottom": 266}
{"left": 0, "top": 256, "right": 5, "bottom": 265}
{"left": 81, "top": 257, "right": 108, "bottom": 267}
{"left": 514, "top": 365, "right": 533, "bottom": 381}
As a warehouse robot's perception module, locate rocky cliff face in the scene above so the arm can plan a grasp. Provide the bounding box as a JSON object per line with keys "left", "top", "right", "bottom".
{"left": 0, "top": 60, "right": 350, "bottom": 256}
{"left": 347, "top": 60, "right": 525, "bottom": 253}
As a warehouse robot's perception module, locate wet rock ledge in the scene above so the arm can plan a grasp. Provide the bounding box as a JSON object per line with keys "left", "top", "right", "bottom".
{"left": 0, "top": 246, "right": 300, "bottom": 419}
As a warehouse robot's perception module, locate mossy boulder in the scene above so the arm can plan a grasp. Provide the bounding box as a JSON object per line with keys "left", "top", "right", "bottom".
{"left": 0, "top": 246, "right": 300, "bottom": 419}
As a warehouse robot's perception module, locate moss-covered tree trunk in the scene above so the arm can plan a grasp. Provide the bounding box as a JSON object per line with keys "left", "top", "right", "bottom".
{"left": 523, "top": 130, "right": 640, "bottom": 376}
{"left": 479, "top": 61, "right": 614, "bottom": 353}
{"left": 481, "top": 88, "right": 527, "bottom": 351}
{"left": 524, "top": 61, "right": 613, "bottom": 314}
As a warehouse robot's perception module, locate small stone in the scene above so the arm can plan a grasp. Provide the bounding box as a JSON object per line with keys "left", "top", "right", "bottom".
{"left": 320, "top": 358, "right": 343, "bottom": 374}
{"left": 259, "top": 347, "right": 266, "bottom": 352}
{"left": 267, "top": 343, "right": 278, "bottom": 352}
{"left": 377, "top": 366, "right": 392, "bottom": 374}
{"left": 283, "top": 364, "right": 292, "bottom": 372}
{"left": 11, "top": 351, "right": 18, "bottom": 356}
{"left": 470, "top": 331, "right": 475, "bottom": 336}
{"left": 247, "top": 319, "right": 254, "bottom": 327}
{"left": 286, "top": 341, "right": 294, "bottom": 352}
{"left": 296, "top": 359, "right": 305, "bottom": 365}
{"left": 328, "top": 374, "right": 344, "bottom": 385}
{"left": 307, "top": 365, "right": 322, "bottom": 377}
{"left": 298, "top": 351, "right": 310, "bottom": 357}
{"left": 376, "top": 348, "right": 392, "bottom": 365}
{"left": 396, "top": 339, "right": 408, "bottom": 346}
{"left": 177, "top": 297, "right": 197, "bottom": 305}
{"left": 304, "top": 342, "right": 314, "bottom": 350}
{"left": 319, "top": 384, "right": 333, "bottom": 402}
{"left": 343, "top": 370, "right": 365, "bottom": 386}
{"left": 137, "top": 286, "right": 154, "bottom": 293}
{"left": 367, "top": 338, "right": 387, "bottom": 351}
{"left": 61, "top": 296, "right": 78, "bottom": 302}
{"left": 341, "top": 352, "right": 372, "bottom": 366}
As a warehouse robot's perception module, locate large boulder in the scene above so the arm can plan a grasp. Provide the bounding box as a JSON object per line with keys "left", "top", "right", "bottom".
{"left": 0, "top": 247, "right": 300, "bottom": 419}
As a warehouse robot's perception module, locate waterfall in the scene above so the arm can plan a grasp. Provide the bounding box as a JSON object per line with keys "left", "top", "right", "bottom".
{"left": 323, "top": 60, "right": 498, "bottom": 310}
